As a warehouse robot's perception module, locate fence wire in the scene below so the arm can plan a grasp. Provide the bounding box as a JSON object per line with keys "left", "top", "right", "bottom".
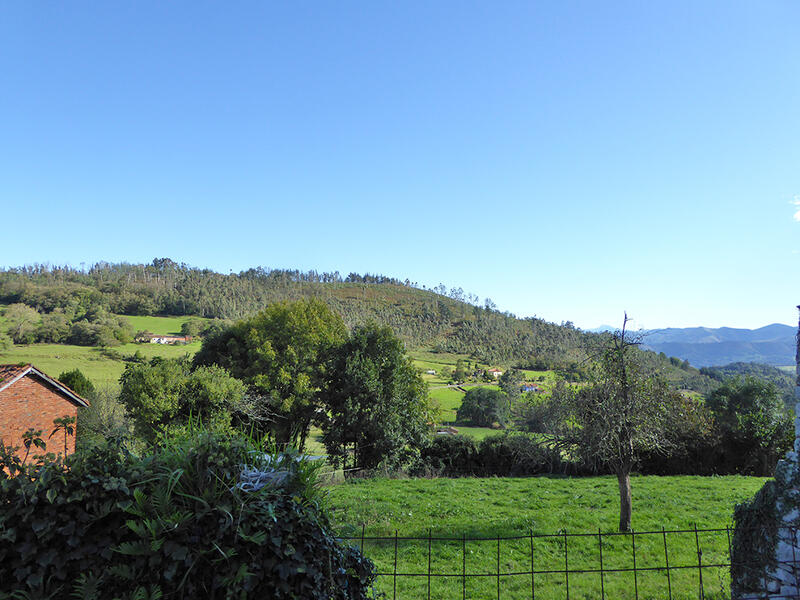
{"left": 337, "top": 525, "right": 800, "bottom": 600}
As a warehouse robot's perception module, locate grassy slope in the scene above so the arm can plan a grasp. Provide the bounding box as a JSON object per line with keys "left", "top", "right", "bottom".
{"left": 329, "top": 475, "right": 767, "bottom": 599}
{"left": 0, "top": 313, "right": 204, "bottom": 388}
{"left": 0, "top": 332, "right": 523, "bottom": 440}
{"left": 124, "top": 314, "right": 209, "bottom": 336}
{"left": 0, "top": 342, "right": 201, "bottom": 388}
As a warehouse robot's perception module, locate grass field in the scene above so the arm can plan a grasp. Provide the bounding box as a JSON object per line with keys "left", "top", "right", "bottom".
{"left": 429, "top": 387, "right": 464, "bottom": 419}
{"left": 328, "top": 475, "right": 767, "bottom": 599}
{"left": 0, "top": 311, "right": 207, "bottom": 387}
{"left": 409, "top": 350, "right": 477, "bottom": 386}
{"left": 122, "top": 314, "right": 211, "bottom": 336}
{"left": 0, "top": 340, "right": 201, "bottom": 388}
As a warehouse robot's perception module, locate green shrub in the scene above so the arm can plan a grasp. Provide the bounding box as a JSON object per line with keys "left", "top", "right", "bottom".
{"left": 415, "top": 433, "right": 572, "bottom": 477}
{"left": 478, "top": 433, "right": 566, "bottom": 476}
{"left": 58, "top": 368, "right": 95, "bottom": 398}
{"left": 0, "top": 430, "right": 378, "bottom": 599}
{"left": 415, "top": 435, "right": 479, "bottom": 476}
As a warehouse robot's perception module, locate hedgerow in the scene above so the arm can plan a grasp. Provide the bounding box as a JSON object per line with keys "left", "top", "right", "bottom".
{"left": 0, "top": 431, "right": 379, "bottom": 599}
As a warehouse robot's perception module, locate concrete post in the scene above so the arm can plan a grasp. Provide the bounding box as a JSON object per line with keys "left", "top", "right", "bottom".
{"left": 796, "top": 306, "right": 800, "bottom": 454}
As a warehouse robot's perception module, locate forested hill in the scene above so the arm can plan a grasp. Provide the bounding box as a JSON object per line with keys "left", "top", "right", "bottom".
{"left": 0, "top": 260, "right": 714, "bottom": 390}
{"left": 641, "top": 324, "right": 795, "bottom": 367}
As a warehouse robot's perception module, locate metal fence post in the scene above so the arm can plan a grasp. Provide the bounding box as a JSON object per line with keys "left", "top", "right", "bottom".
{"left": 427, "top": 528, "right": 432, "bottom": 600}
{"left": 598, "top": 528, "right": 605, "bottom": 600}
{"left": 694, "top": 523, "right": 704, "bottom": 600}
{"left": 662, "top": 527, "right": 672, "bottom": 600}
{"left": 564, "top": 530, "right": 570, "bottom": 600}
{"left": 530, "top": 529, "right": 535, "bottom": 600}
{"left": 497, "top": 534, "right": 501, "bottom": 600}
{"left": 462, "top": 533, "right": 467, "bottom": 600}
{"left": 631, "top": 529, "right": 638, "bottom": 600}
{"left": 393, "top": 530, "right": 398, "bottom": 600}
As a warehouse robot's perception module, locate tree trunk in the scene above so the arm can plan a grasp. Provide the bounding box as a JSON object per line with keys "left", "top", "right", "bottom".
{"left": 617, "top": 468, "right": 632, "bottom": 532}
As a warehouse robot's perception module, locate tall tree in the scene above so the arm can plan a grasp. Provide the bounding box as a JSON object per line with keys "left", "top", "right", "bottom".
{"left": 4, "top": 303, "right": 40, "bottom": 344}
{"left": 498, "top": 368, "right": 524, "bottom": 402}
{"left": 552, "top": 316, "right": 672, "bottom": 531}
{"left": 321, "top": 324, "right": 432, "bottom": 472}
{"left": 706, "top": 376, "right": 792, "bottom": 474}
{"left": 456, "top": 387, "right": 511, "bottom": 427}
{"left": 193, "top": 299, "right": 346, "bottom": 448}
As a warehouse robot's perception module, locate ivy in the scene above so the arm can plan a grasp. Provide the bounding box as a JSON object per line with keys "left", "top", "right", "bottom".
{"left": 0, "top": 431, "right": 379, "bottom": 599}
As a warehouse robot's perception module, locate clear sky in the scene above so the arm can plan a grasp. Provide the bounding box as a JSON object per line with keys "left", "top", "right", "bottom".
{"left": 2, "top": 2, "right": 799, "bottom": 330}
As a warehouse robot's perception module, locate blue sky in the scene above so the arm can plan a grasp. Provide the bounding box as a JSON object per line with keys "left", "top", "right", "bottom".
{"left": 1, "top": 2, "right": 799, "bottom": 330}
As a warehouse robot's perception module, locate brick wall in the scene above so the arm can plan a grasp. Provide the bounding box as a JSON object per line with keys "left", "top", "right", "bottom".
{"left": 0, "top": 374, "right": 79, "bottom": 456}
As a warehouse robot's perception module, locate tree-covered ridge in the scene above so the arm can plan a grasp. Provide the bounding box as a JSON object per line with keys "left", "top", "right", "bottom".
{"left": 0, "top": 259, "right": 717, "bottom": 390}
{"left": 700, "top": 362, "right": 796, "bottom": 409}
{"left": 0, "top": 260, "right": 581, "bottom": 360}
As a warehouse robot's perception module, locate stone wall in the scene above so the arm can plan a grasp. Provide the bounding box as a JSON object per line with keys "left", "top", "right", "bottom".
{"left": 731, "top": 309, "right": 800, "bottom": 599}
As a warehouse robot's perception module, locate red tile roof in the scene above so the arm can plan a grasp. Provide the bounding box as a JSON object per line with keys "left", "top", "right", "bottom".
{"left": 0, "top": 363, "right": 30, "bottom": 386}
{"left": 0, "top": 364, "right": 90, "bottom": 407}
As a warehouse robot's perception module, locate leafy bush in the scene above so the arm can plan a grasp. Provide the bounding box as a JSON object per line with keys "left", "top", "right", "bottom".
{"left": 477, "top": 433, "right": 568, "bottom": 476}
{"left": 58, "top": 368, "right": 95, "bottom": 398}
{"left": 416, "top": 435, "right": 479, "bottom": 476}
{"left": 414, "top": 433, "right": 573, "bottom": 477}
{"left": 0, "top": 430, "right": 378, "bottom": 599}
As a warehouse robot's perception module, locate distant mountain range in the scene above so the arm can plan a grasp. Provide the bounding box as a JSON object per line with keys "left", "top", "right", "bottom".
{"left": 638, "top": 324, "right": 796, "bottom": 368}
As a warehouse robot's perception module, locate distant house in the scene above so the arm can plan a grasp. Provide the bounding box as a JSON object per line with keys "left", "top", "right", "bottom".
{"left": 0, "top": 364, "right": 90, "bottom": 457}
{"left": 436, "top": 426, "right": 459, "bottom": 436}
{"left": 425, "top": 369, "right": 436, "bottom": 375}
{"left": 487, "top": 368, "right": 504, "bottom": 379}
{"left": 149, "top": 335, "right": 192, "bottom": 344}
{"left": 521, "top": 383, "right": 541, "bottom": 393}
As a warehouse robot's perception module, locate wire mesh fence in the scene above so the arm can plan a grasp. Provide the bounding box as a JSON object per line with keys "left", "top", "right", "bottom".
{"left": 337, "top": 525, "right": 798, "bottom": 600}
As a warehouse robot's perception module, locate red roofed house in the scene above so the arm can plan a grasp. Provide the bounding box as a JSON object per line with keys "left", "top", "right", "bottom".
{"left": 487, "top": 368, "right": 504, "bottom": 380}
{"left": 0, "top": 364, "right": 90, "bottom": 456}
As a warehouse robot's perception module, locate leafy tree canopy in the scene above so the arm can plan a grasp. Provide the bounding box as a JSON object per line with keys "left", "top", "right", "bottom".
{"left": 499, "top": 368, "right": 524, "bottom": 401}
{"left": 321, "top": 323, "right": 432, "bottom": 472}
{"left": 119, "top": 357, "right": 245, "bottom": 442}
{"left": 457, "top": 387, "right": 510, "bottom": 427}
{"left": 193, "top": 299, "right": 347, "bottom": 447}
{"left": 706, "top": 376, "right": 792, "bottom": 474}
{"left": 58, "top": 368, "right": 95, "bottom": 399}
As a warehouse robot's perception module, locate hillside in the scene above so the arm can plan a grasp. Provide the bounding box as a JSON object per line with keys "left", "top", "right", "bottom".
{"left": 0, "top": 260, "right": 718, "bottom": 392}
{"left": 641, "top": 324, "right": 795, "bottom": 367}
{"left": 700, "top": 361, "right": 796, "bottom": 409}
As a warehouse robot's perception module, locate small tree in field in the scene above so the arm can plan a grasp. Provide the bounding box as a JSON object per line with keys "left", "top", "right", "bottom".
{"left": 553, "top": 315, "right": 672, "bottom": 531}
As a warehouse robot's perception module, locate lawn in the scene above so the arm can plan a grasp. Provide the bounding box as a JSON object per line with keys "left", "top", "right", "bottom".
{"left": 446, "top": 425, "right": 500, "bottom": 440}
{"left": 0, "top": 340, "right": 202, "bottom": 388}
{"left": 0, "top": 310, "right": 208, "bottom": 388}
{"left": 328, "top": 475, "right": 767, "bottom": 599}
{"left": 123, "top": 314, "right": 211, "bottom": 336}
{"left": 429, "top": 386, "right": 464, "bottom": 420}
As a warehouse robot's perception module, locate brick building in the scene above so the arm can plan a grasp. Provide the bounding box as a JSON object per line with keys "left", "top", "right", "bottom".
{"left": 0, "top": 364, "right": 90, "bottom": 456}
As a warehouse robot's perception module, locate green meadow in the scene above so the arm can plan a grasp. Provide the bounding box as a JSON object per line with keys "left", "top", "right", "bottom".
{"left": 329, "top": 475, "right": 767, "bottom": 600}
{"left": 0, "top": 311, "right": 206, "bottom": 388}
{"left": 429, "top": 386, "right": 464, "bottom": 419}
{"left": 0, "top": 342, "right": 201, "bottom": 388}
{"left": 124, "top": 314, "right": 211, "bottom": 336}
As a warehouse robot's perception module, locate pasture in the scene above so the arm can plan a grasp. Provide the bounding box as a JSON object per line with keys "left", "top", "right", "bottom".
{"left": 0, "top": 338, "right": 201, "bottom": 388}
{"left": 123, "top": 314, "right": 210, "bottom": 336}
{"left": 328, "top": 475, "right": 767, "bottom": 599}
